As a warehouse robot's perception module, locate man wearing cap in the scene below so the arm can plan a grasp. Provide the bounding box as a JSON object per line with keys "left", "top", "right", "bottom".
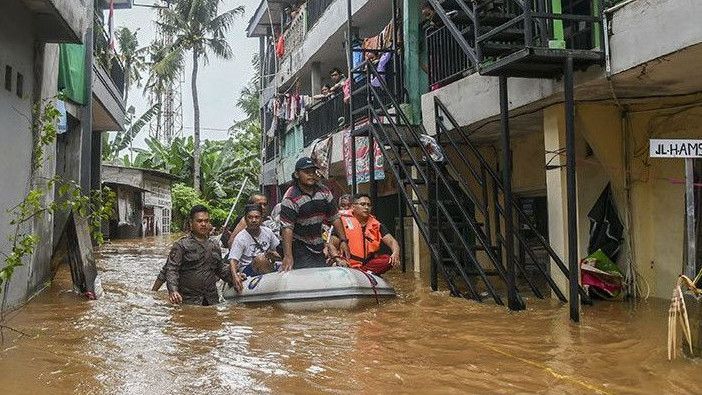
{"left": 280, "top": 157, "right": 350, "bottom": 270}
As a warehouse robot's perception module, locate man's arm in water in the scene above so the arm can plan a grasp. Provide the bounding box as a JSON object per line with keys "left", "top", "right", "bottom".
{"left": 151, "top": 262, "right": 167, "bottom": 291}
{"left": 165, "top": 243, "right": 184, "bottom": 304}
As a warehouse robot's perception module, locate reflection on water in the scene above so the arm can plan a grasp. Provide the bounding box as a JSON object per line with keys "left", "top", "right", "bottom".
{"left": 0, "top": 236, "right": 700, "bottom": 394}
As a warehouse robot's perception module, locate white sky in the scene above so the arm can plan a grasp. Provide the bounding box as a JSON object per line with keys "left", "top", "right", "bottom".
{"left": 112, "top": 0, "right": 261, "bottom": 148}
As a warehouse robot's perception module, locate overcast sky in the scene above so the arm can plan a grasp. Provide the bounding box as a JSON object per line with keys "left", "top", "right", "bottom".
{"left": 112, "top": 0, "right": 260, "bottom": 147}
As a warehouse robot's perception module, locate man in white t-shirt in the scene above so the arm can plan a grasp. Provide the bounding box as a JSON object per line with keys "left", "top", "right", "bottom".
{"left": 228, "top": 204, "right": 281, "bottom": 278}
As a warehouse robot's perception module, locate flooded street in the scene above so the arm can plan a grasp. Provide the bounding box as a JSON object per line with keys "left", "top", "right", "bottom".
{"left": 0, "top": 236, "right": 700, "bottom": 394}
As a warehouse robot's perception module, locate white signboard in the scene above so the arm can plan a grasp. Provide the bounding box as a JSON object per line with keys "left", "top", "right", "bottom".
{"left": 650, "top": 139, "right": 702, "bottom": 158}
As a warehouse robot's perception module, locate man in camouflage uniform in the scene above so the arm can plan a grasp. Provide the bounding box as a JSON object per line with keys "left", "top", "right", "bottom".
{"left": 160, "top": 205, "right": 243, "bottom": 305}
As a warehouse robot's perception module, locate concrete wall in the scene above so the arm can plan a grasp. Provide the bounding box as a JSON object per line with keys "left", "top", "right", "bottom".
{"left": 539, "top": 102, "right": 700, "bottom": 299}
{"left": 0, "top": 2, "right": 72, "bottom": 310}
{"left": 0, "top": 1, "right": 40, "bottom": 309}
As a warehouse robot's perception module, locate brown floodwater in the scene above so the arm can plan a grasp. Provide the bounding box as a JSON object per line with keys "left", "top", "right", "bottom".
{"left": 0, "top": 235, "right": 700, "bottom": 394}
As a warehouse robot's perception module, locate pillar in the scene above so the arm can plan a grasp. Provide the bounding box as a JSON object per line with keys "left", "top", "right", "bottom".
{"left": 543, "top": 104, "right": 570, "bottom": 296}
{"left": 311, "top": 61, "right": 322, "bottom": 96}
{"left": 403, "top": 0, "right": 421, "bottom": 124}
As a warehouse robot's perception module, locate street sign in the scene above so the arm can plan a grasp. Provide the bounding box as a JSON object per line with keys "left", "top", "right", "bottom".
{"left": 650, "top": 139, "right": 702, "bottom": 158}
{"left": 650, "top": 139, "right": 701, "bottom": 278}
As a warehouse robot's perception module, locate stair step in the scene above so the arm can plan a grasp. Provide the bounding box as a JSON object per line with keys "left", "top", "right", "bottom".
{"left": 462, "top": 26, "right": 524, "bottom": 42}
{"left": 384, "top": 140, "right": 423, "bottom": 148}
{"left": 440, "top": 259, "right": 501, "bottom": 276}
{"left": 397, "top": 159, "right": 431, "bottom": 167}
{"left": 478, "top": 12, "right": 517, "bottom": 26}
{"left": 402, "top": 178, "right": 427, "bottom": 185}
{"left": 481, "top": 41, "right": 520, "bottom": 57}
{"left": 473, "top": 245, "right": 499, "bottom": 252}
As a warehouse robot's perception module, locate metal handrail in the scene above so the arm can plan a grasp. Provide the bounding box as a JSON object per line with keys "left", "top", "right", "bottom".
{"left": 434, "top": 96, "right": 592, "bottom": 303}
{"left": 361, "top": 62, "right": 513, "bottom": 304}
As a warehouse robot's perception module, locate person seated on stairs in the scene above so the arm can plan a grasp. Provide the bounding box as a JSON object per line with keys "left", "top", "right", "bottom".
{"left": 328, "top": 194, "right": 401, "bottom": 275}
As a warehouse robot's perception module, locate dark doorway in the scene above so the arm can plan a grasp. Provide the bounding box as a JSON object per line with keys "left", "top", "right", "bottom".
{"left": 516, "top": 195, "right": 550, "bottom": 273}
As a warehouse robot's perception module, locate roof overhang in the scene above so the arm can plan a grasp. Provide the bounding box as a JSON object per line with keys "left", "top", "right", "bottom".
{"left": 246, "top": 0, "right": 297, "bottom": 37}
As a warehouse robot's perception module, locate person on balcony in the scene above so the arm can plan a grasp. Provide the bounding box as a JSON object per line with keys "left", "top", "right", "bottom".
{"left": 280, "top": 157, "right": 350, "bottom": 270}
{"left": 313, "top": 84, "right": 332, "bottom": 101}
{"left": 329, "top": 68, "right": 346, "bottom": 95}
{"left": 328, "top": 194, "right": 401, "bottom": 275}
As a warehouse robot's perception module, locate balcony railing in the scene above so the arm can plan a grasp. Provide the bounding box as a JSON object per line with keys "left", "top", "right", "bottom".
{"left": 426, "top": 24, "right": 475, "bottom": 88}
{"left": 281, "top": 5, "right": 307, "bottom": 62}
{"left": 306, "top": 0, "right": 335, "bottom": 31}
{"left": 93, "top": 15, "right": 125, "bottom": 97}
{"left": 303, "top": 92, "right": 346, "bottom": 146}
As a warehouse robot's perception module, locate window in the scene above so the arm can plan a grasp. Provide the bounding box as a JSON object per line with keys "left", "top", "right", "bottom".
{"left": 4, "top": 65, "right": 11, "bottom": 91}
{"left": 162, "top": 208, "right": 171, "bottom": 235}
{"left": 16, "top": 73, "right": 23, "bottom": 98}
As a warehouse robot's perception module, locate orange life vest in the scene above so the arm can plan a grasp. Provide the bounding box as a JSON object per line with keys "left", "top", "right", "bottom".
{"left": 340, "top": 210, "right": 382, "bottom": 267}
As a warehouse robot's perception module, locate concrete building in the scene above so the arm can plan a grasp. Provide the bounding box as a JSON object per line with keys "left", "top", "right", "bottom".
{"left": 102, "top": 164, "right": 177, "bottom": 239}
{"left": 0, "top": 0, "right": 130, "bottom": 311}
{"left": 249, "top": 0, "right": 702, "bottom": 321}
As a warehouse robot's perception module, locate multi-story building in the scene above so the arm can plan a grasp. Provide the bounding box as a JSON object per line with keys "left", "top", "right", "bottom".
{"left": 248, "top": 0, "right": 702, "bottom": 321}
{"left": 0, "top": 0, "right": 130, "bottom": 310}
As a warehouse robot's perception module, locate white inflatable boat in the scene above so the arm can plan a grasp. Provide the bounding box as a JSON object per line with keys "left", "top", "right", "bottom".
{"left": 222, "top": 267, "right": 396, "bottom": 311}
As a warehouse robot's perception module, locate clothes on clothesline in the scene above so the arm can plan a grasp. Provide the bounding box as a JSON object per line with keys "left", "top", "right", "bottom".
{"left": 266, "top": 93, "right": 315, "bottom": 133}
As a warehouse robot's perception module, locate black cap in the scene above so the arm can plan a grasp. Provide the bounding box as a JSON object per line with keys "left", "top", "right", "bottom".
{"left": 295, "top": 157, "right": 319, "bottom": 171}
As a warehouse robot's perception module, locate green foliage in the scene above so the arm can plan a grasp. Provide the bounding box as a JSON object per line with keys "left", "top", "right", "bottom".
{"left": 115, "top": 27, "right": 147, "bottom": 96}
{"left": 32, "top": 101, "right": 60, "bottom": 170}
{"left": 103, "top": 104, "right": 161, "bottom": 162}
{"left": 171, "top": 183, "right": 207, "bottom": 231}
{"left": 209, "top": 207, "right": 228, "bottom": 228}
{"left": 1, "top": 99, "right": 115, "bottom": 293}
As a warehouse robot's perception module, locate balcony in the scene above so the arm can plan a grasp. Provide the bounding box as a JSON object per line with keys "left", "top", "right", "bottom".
{"left": 303, "top": 93, "right": 346, "bottom": 146}
{"left": 306, "top": 0, "right": 335, "bottom": 31}
{"left": 91, "top": 13, "right": 127, "bottom": 131}
{"left": 427, "top": 0, "right": 604, "bottom": 78}
{"left": 20, "top": 0, "right": 88, "bottom": 42}
{"left": 426, "top": 24, "right": 475, "bottom": 89}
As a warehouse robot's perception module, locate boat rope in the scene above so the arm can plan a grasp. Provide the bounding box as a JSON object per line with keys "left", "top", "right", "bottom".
{"left": 356, "top": 268, "right": 380, "bottom": 305}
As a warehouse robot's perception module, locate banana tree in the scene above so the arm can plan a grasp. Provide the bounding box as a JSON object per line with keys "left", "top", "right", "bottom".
{"left": 102, "top": 103, "right": 161, "bottom": 163}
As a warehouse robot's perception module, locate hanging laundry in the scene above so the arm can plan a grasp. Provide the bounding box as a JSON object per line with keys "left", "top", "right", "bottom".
{"left": 343, "top": 78, "right": 351, "bottom": 103}
{"left": 371, "top": 52, "right": 393, "bottom": 88}
{"left": 276, "top": 35, "right": 285, "bottom": 58}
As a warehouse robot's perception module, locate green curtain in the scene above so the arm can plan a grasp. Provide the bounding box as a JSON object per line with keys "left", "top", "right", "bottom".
{"left": 58, "top": 43, "right": 87, "bottom": 105}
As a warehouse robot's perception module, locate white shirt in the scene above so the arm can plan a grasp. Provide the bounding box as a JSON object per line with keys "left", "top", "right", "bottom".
{"left": 228, "top": 227, "right": 280, "bottom": 270}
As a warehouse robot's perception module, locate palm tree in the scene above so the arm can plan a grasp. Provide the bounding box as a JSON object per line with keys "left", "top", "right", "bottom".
{"left": 144, "top": 38, "right": 183, "bottom": 141}
{"left": 156, "top": 0, "right": 244, "bottom": 192}
{"left": 115, "top": 27, "right": 147, "bottom": 104}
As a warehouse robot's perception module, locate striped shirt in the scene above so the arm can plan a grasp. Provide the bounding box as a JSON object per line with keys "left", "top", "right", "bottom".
{"left": 280, "top": 183, "right": 339, "bottom": 253}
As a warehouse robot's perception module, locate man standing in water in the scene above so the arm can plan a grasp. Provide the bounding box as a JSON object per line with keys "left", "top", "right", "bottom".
{"left": 280, "top": 157, "right": 350, "bottom": 270}
{"left": 164, "top": 205, "right": 243, "bottom": 305}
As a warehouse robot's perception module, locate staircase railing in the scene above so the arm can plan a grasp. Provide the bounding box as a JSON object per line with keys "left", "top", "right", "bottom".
{"left": 351, "top": 60, "right": 533, "bottom": 306}
{"left": 434, "top": 96, "right": 592, "bottom": 304}
{"left": 426, "top": 0, "right": 604, "bottom": 72}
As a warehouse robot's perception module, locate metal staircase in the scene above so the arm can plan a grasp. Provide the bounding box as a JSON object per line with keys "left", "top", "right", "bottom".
{"left": 426, "top": 0, "right": 604, "bottom": 77}
{"left": 423, "top": 0, "right": 604, "bottom": 320}
{"left": 348, "top": 61, "right": 591, "bottom": 309}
